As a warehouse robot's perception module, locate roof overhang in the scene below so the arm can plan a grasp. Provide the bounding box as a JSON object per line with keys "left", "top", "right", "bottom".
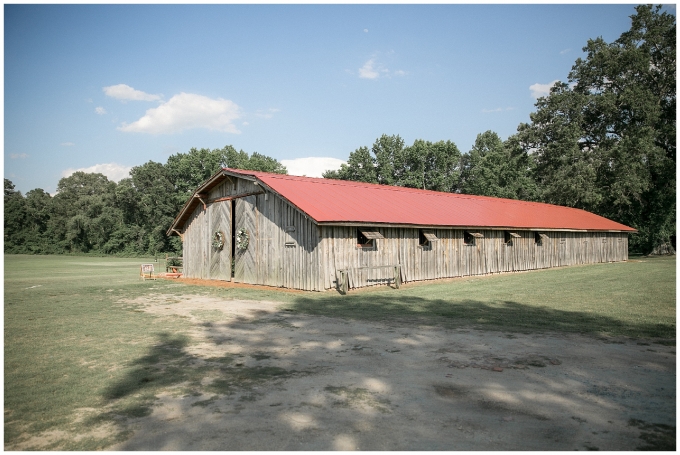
{"left": 315, "top": 221, "right": 635, "bottom": 233}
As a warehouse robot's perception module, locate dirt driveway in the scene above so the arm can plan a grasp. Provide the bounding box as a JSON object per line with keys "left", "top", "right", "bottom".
{"left": 110, "top": 294, "right": 675, "bottom": 451}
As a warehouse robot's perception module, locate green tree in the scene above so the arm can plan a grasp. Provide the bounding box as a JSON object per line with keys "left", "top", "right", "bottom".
{"left": 166, "top": 147, "right": 228, "bottom": 199}
{"left": 128, "top": 161, "right": 177, "bottom": 255}
{"left": 4, "top": 179, "right": 28, "bottom": 252}
{"left": 517, "top": 5, "right": 675, "bottom": 254}
{"left": 46, "top": 172, "right": 119, "bottom": 253}
{"left": 399, "top": 139, "right": 461, "bottom": 192}
{"left": 323, "top": 145, "right": 378, "bottom": 183}
{"left": 324, "top": 134, "right": 461, "bottom": 192}
{"left": 459, "top": 131, "right": 538, "bottom": 200}
{"left": 23, "top": 188, "right": 53, "bottom": 253}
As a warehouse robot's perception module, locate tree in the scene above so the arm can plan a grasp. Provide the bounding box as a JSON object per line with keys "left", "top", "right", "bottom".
{"left": 323, "top": 145, "right": 378, "bottom": 183}
{"left": 4, "top": 179, "right": 28, "bottom": 252}
{"left": 517, "top": 5, "right": 675, "bottom": 254}
{"left": 399, "top": 139, "right": 461, "bottom": 192}
{"left": 166, "top": 147, "right": 228, "bottom": 199}
{"left": 324, "top": 135, "right": 461, "bottom": 192}
{"left": 23, "top": 188, "right": 53, "bottom": 253}
{"left": 458, "top": 131, "right": 538, "bottom": 200}
{"left": 49, "top": 172, "right": 119, "bottom": 253}
{"left": 129, "top": 161, "right": 177, "bottom": 255}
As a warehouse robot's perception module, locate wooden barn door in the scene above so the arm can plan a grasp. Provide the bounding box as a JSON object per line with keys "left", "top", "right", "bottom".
{"left": 234, "top": 195, "right": 257, "bottom": 284}
{"left": 208, "top": 201, "right": 232, "bottom": 281}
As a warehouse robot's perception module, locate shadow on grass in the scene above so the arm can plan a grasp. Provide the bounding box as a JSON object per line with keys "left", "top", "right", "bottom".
{"left": 99, "top": 333, "right": 196, "bottom": 419}
{"left": 288, "top": 295, "right": 675, "bottom": 339}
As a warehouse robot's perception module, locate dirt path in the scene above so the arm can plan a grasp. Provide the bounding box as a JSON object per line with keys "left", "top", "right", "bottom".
{"left": 106, "top": 295, "right": 675, "bottom": 451}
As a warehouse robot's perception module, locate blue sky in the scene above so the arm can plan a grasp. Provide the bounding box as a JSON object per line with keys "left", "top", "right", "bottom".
{"left": 4, "top": 4, "right": 654, "bottom": 194}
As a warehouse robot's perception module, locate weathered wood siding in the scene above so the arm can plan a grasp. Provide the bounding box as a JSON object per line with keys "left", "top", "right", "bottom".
{"left": 253, "top": 191, "right": 323, "bottom": 291}
{"left": 181, "top": 176, "right": 323, "bottom": 290}
{"left": 182, "top": 176, "right": 259, "bottom": 280}
{"left": 182, "top": 204, "right": 208, "bottom": 279}
{"left": 208, "top": 176, "right": 260, "bottom": 200}
{"left": 319, "top": 227, "right": 628, "bottom": 290}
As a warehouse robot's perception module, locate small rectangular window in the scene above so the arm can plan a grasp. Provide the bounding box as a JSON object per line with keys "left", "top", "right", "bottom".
{"left": 419, "top": 229, "right": 439, "bottom": 246}
{"left": 464, "top": 231, "right": 483, "bottom": 245}
{"left": 285, "top": 225, "right": 296, "bottom": 247}
{"left": 535, "top": 232, "right": 550, "bottom": 244}
{"left": 358, "top": 229, "right": 383, "bottom": 248}
{"left": 504, "top": 231, "right": 520, "bottom": 244}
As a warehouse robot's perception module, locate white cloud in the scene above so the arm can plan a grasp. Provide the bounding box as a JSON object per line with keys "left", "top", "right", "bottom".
{"left": 255, "top": 108, "right": 280, "bottom": 119}
{"left": 560, "top": 48, "right": 571, "bottom": 55}
{"left": 118, "top": 92, "right": 242, "bottom": 134}
{"left": 61, "top": 163, "right": 132, "bottom": 182}
{"left": 364, "top": 29, "right": 368, "bottom": 33}
{"left": 280, "top": 157, "right": 346, "bottom": 178}
{"left": 359, "top": 58, "right": 381, "bottom": 79}
{"left": 482, "top": 107, "right": 515, "bottom": 113}
{"left": 95, "top": 106, "right": 107, "bottom": 115}
{"left": 60, "top": 142, "right": 75, "bottom": 146}
{"left": 530, "top": 80, "right": 560, "bottom": 99}
{"left": 393, "top": 70, "right": 406, "bottom": 76}
{"left": 103, "top": 84, "right": 162, "bottom": 102}
{"left": 9, "top": 153, "right": 29, "bottom": 159}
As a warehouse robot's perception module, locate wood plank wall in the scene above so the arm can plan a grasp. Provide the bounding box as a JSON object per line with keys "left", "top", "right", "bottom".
{"left": 182, "top": 204, "right": 208, "bottom": 279}
{"left": 181, "top": 176, "right": 324, "bottom": 290}
{"left": 182, "top": 176, "right": 260, "bottom": 280}
{"left": 253, "top": 191, "right": 323, "bottom": 291}
{"left": 319, "top": 227, "right": 628, "bottom": 291}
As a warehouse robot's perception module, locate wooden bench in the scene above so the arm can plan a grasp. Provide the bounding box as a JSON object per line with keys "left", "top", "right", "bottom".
{"left": 336, "top": 265, "right": 402, "bottom": 295}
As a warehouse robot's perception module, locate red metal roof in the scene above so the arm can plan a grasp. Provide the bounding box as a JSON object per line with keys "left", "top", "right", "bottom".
{"left": 223, "top": 168, "right": 635, "bottom": 232}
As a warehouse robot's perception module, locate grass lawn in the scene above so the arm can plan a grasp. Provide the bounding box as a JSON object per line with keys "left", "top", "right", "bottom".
{"left": 285, "top": 256, "right": 677, "bottom": 339}
{"left": 4, "top": 254, "right": 676, "bottom": 449}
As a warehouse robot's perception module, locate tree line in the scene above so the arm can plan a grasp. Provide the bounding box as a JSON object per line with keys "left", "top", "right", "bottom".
{"left": 4, "top": 6, "right": 674, "bottom": 256}
{"left": 324, "top": 5, "right": 675, "bottom": 255}
{"left": 4, "top": 147, "right": 285, "bottom": 256}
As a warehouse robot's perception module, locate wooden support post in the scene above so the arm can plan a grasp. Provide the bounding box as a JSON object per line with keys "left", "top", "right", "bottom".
{"left": 394, "top": 265, "right": 401, "bottom": 289}
{"left": 171, "top": 229, "right": 184, "bottom": 241}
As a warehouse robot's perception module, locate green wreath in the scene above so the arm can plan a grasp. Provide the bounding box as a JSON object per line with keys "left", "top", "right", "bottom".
{"left": 236, "top": 228, "right": 249, "bottom": 251}
{"left": 212, "top": 231, "right": 225, "bottom": 250}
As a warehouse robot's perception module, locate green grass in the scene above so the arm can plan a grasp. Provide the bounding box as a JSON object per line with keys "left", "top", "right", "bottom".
{"left": 4, "top": 254, "right": 676, "bottom": 449}
{"left": 282, "top": 256, "right": 676, "bottom": 339}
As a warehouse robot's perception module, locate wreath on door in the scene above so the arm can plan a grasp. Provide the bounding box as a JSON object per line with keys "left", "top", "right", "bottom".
{"left": 236, "top": 228, "right": 250, "bottom": 251}
{"left": 212, "top": 231, "right": 225, "bottom": 250}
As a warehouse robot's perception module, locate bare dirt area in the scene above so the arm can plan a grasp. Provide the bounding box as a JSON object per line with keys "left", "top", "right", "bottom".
{"left": 107, "top": 294, "right": 675, "bottom": 451}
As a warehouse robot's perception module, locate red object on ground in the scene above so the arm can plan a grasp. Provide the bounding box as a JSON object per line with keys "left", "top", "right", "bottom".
{"left": 226, "top": 169, "right": 636, "bottom": 232}
{"left": 164, "top": 273, "right": 182, "bottom": 278}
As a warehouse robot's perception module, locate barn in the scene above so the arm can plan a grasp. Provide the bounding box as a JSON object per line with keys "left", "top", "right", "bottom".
{"left": 167, "top": 168, "right": 636, "bottom": 292}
